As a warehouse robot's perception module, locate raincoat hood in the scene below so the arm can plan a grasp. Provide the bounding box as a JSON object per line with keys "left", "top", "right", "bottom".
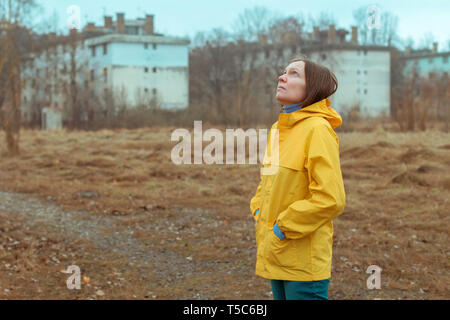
{"left": 278, "top": 98, "right": 342, "bottom": 130}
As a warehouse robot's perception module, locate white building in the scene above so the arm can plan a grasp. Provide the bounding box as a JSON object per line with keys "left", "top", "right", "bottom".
{"left": 307, "top": 46, "right": 391, "bottom": 118}
{"left": 303, "top": 26, "right": 391, "bottom": 117}
{"left": 251, "top": 26, "right": 392, "bottom": 117}
{"left": 400, "top": 42, "right": 450, "bottom": 79}
{"left": 86, "top": 32, "right": 189, "bottom": 109}
{"left": 21, "top": 13, "right": 190, "bottom": 126}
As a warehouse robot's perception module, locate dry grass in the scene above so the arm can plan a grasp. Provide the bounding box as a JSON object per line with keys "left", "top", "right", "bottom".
{"left": 0, "top": 124, "right": 449, "bottom": 299}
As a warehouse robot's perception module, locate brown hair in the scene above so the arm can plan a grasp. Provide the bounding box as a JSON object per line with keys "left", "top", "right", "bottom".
{"left": 290, "top": 56, "right": 338, "bottom": 107}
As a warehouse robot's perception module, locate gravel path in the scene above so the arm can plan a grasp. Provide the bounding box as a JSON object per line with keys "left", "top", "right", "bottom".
{"left": 0, "top": 191, "right": 238, "bottom": 299}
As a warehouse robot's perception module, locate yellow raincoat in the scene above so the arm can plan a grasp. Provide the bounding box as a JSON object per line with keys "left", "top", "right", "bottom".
{"left": 249, "top": 98, "right": 346, "bottom": 281}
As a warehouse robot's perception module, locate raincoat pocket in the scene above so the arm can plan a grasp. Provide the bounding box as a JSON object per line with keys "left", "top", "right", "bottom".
{"left": 265, "top": 228, "right": 299, "bottom": 269}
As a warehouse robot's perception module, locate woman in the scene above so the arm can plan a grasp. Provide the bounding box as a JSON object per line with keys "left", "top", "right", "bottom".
{"left": 249, "top": 57, "right": 346, "bottom": 300}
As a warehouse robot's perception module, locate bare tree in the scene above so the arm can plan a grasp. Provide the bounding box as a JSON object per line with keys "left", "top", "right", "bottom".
{"left": 268, "top": 15, "right": 304, "bottom": 45}
{"left": 232, "top": 6, "right": 274, "bottom": 42}
{"left": 390, "top": 47, "right": 407, "bottom": 120}
{"left": 189, "top": 8, "right": 311, "bottom": 126}
{"left": 352, "top": 6, "right": 370, "bottom": 45}
{"left": 394, "top": 71, "right": 416, "bottom": 131}
{"left": 402, "top": 36, "right": 415, "bottom": 50}
{"left": 189, "top": 28, "right": 234, "bottom": 124}
{"left": 379, "top": 10, "right": 399, "bottom": 46}
{"left": 443, "top": 75, "right": 450, "bottom": 132}
{"left": 191, "top": 31, "right": 208, "bottom": 49}
{"left": 67, "top": 29, "right": 83, "bottom": 128}
{"left": 306, "top": 10, "right": 337, "bottom": 32}
{"left": 0, "top": 0, "right": 37, "bottom": 156}
{"left": 418, "top": 31, "right": 435, "bottom": 50}
{"left": 0, "top": 28, "right": 22, "bottom": 155}
{"left": 393, "top": 61, "right": 449, "bottom": 132}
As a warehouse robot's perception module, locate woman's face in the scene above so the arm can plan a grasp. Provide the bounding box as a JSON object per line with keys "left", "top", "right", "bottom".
{"left": 276, "top": 60, "right": 306, "bottom": 106}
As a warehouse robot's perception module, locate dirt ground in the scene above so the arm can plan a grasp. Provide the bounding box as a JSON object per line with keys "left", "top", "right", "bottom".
{"left": 0, "top": 125, "right": 448, "bottom": 299}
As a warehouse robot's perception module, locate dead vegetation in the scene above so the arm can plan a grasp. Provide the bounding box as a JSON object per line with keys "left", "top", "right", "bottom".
{"left": 0, "top": 125, "right": 449, "bottom": 299}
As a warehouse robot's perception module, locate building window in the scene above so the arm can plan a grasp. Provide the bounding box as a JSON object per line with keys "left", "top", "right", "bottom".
{"left": 144, "top": 43, "right": 148, "bottom": 49}
{"left": 144, "top": 88, "right": 149, "bottom": 93}
{"left": 321, "top": 53, "right": 327, "bottom": 60}
{"left": 103, "top": 43, "right": 107, "bottom": 55}
{"left": 126, "top": 26, "right": 138, "bottom": 35}
{"left": 428, "top": 58, "right": 433, "bottom": 64}
{"left": 144, "top": 67, "right": 149, "bottom": 73}
{"left": 153, "top": 43, "right": 157, "bottom": 50}
{"left": 90, "top": 69, "right": 94, "bottom": 81}
{"left": 103, "top": 68, "right": 107, "bottom": 82}
{"left": 444, "top": 56, "right": 448, "bottom": 63}
{"left": 357, "top": 70, "right": 360, "bottom": 75}
{"left": 152, "top": 88, "right": 157, "bottom": 94}
{"left": 364, "top": 88, "right": 367, "bottom": 94}
{"left": 364, "top": 70, "right": 367, "bottom": 75}
{"left": 152, "top": 67, "right": 157, "bottom": 73}
{"left": 363, "top": 49, "right": 367, "bottom": 55}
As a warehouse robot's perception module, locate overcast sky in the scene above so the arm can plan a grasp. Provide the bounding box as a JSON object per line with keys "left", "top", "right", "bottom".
{"left": 34, "top": 0, "right": 450, "bottom": 50}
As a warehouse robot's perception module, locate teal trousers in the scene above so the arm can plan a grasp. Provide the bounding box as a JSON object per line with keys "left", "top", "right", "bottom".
{"left": 270, "top": 278, "right": 330, "bottom": 300}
